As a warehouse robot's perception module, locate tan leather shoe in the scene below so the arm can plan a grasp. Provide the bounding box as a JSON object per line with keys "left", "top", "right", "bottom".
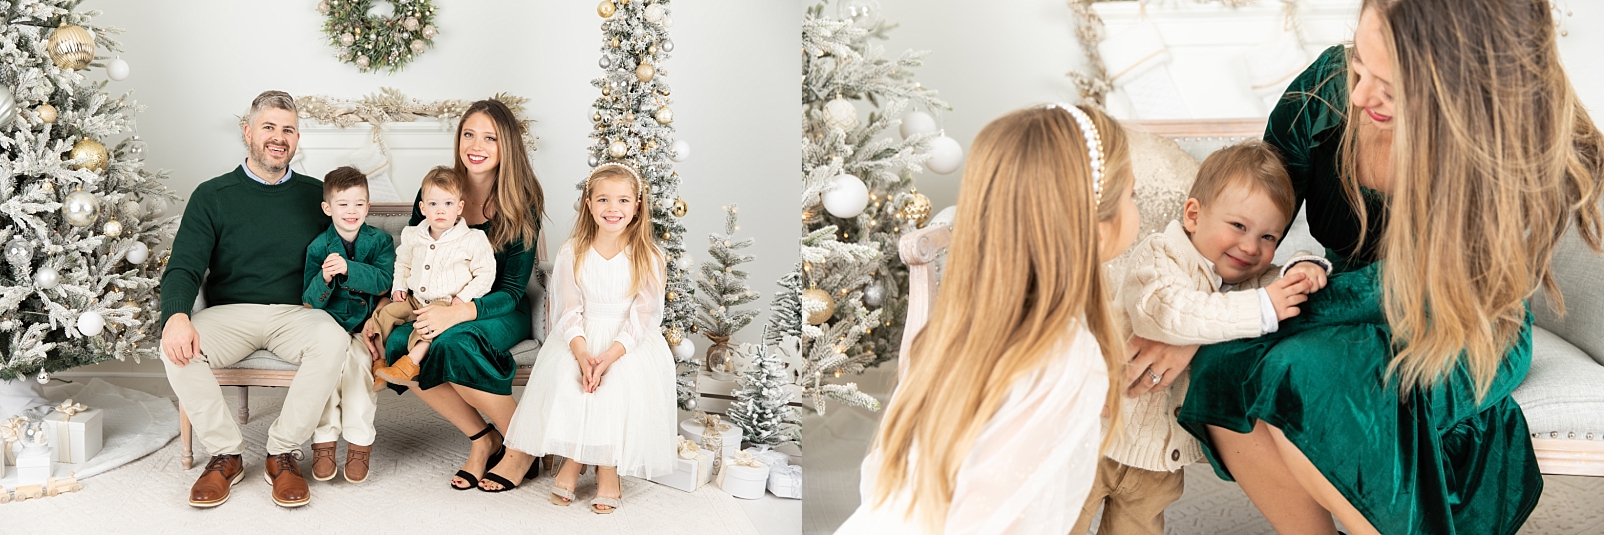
{"left": 311, "top": 442, "right": 337, "bottom": 481}
{"left": 344, "top": 443, "right": 373, "bottom": 483}
{"left": 188, "top": 454, "right": 244, "bottom": 508}
{"left": 373, "top": 358, "right": 420, "bottom": 388}
{"left": 263, "top": 452, "right": 311, "bottom": 507}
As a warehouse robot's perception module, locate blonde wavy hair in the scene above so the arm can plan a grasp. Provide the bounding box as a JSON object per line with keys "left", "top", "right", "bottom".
{"left": 455, "top": 99, "right": 544, "bottom": 252}
{"left": 570, "top": 163, "right": 662, "bottom": 295}
{"left": 868, "top": 104, "right": 1133, "bottom": 529}
{"left": 1341, "top": 0, "right": 1604, "bottom": 399}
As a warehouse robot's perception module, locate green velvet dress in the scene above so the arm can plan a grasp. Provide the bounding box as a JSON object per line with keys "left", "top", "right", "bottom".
{"left": 385, "top": 191, "right": 536, "bottom": 396}
{"left": 1177, "top": 45, "right": 1544, "bottom": 534}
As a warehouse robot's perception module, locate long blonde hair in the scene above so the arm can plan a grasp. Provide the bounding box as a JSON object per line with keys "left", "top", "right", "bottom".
{"left": 1340, "top": 0, "right": 1604, "bottom": 399}
{"left": 869, "top": 104, "right": 1132, "bottom": 529}
{"left": 455, "top": 99, "right": 544, "bottom": 251}
{"left": 570, "top": 164, "right": 662, "bottom": 295}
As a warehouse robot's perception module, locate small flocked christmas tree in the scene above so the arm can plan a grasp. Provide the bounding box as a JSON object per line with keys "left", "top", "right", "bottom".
{"left": 797, "top": 2, "right": 945, "bottom": 413}
{"left": 763, "top": 263, "right": 803, "bottom": 347}
{"left": 587, "top": 0, "right": 698, "bottom": 407}
{"left": 693, "top": 205, "right": 759, "bottom": 378}
{"left": 0, "top": 2, "right": 176, "bottom": 382}
{"left": 726, "top": 337, "right": 802, "bottom": 447}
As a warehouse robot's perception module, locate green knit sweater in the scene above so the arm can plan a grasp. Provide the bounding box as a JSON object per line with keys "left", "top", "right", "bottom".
{"left": 160, "top": 166, "right": 328, "bottom": 328}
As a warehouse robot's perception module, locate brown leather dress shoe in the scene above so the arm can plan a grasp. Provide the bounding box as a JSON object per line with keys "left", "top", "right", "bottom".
{"left": 311, "top": 442, "right": 337, "bottom": 481}
{"left": 263, "top": 452, "right": 311, "bottom": 507}
{"left": 188, "top": 454, "right": 244, "bottom": 508}
{"left": 344, "top": 443, "right": 373, "bottom": 483}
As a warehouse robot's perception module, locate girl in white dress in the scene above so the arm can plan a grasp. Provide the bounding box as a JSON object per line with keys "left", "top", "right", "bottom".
{"left": 485, "top": 162, "right": 676, "bottom": 513}
{"left": 837, "top": 104, "right": 1140, "bottom": 534}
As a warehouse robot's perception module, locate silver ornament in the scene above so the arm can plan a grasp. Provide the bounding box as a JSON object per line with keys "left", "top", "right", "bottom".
{"left": 662, "top": 40, "right": 674, "bottom": 53}
{"left": 600, "top": 56, "right": 612, "bottom": 69}
{"left": 62, "top": 190, "right": 99, "bottom": 227}
{"left": 863, "top": 282, "right": 886, "bottom": 307}
{"left": 0, "top": 85, "right": 16, "bottom": 126}
{"left": 588, "top": 155, "right": 600, "bottom": 167}
{"left": 37, "top": 369, "right": 48, "bottom": 384}
{"left": 5, "top": 238, "right": 31, "bottom": 264}
{"left": 686, "top": 398, "right": 697, "bottom": 410}
{"left": 121, "top": 200, "right": 143, "bottom": 219}
{"left": 34, "top": 266, "right": 60, "bottom": 289}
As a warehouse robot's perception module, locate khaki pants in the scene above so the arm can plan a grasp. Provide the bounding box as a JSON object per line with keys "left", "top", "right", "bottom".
{"left": 367, "top": 295, "right": 451, "bottom": 352}
{"left": 312, "top": 335, "right": 378, "bottom": 446}
{"left": 163, "top": 304, "right": 348, "bottom": 456}
{"left": 1070, "top": 457, "right": 1186, "bottom": 535}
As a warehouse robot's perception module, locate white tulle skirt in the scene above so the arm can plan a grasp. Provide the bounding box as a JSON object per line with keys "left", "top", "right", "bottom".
{"left": 504, "top": 313, "right": 677, "bottom": 478}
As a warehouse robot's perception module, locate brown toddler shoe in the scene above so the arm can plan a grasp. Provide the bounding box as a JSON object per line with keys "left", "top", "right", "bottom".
{"left": 373, "top": 358, "right": 420, "bottom": 388}
{"left": 345, "top": 443, "right": 373, "bottom": 483}
{"left": 310, "top": 441, "right": 338, "bottom": 481}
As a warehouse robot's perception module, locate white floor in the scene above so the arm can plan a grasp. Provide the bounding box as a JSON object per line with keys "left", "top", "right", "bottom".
{"left": 804, "top": 363, "right": 1604, "bottom": 535}
{"left": 12, "top": 376, "right": 799, "bottom": 535}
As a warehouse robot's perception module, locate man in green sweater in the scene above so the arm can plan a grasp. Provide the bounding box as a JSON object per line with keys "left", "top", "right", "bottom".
{"left": 160, "top": 91, "right": 348, "bottom": 509}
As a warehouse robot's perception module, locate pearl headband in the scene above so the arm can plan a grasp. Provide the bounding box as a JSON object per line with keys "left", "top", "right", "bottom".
{"left": 588, "top": 161, "right": 646, "bottom": 196}
{"left": 1047, "top": 103, "right": 1105, "bottom": 205}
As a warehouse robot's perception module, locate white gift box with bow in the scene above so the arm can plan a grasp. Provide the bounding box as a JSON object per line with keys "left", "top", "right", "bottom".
{"left": 767, "top": 464, "right": 802, "bottom": 499}
{"left": 42, "top": 399, "right": 102, "bottom": 464}
{"left": 650, "top": 437, "right": 715, "bottom": 492}
{"left": 680, "top": 413, "right": 742, "bottom": 463}
{"left": 716, "top": 451, "right": 768, "bottom": 500}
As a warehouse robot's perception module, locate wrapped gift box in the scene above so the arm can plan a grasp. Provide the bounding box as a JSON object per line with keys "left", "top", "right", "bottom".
{"left": 719, "top": 461, "right": 769, "bottom": 500}
{"left": 768, "top": 465, "right": 802, "bottom": 499}
{"left": 44, "top": 405, "right": 102, "bottom": 464}
{"left": 650, "top": 441, "right": 714, "bottom": 492}
{"left": 15, "top": 445, "right": 54, "bottom": 486}
{"left": 743, "top": 445, "right": 791, "bottom": 471}
{"left": 680, "top": 414, "right": 742, "bottom": 462}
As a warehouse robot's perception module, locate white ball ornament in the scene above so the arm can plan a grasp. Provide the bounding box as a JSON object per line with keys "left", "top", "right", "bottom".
{"left": 34, "top": 266, "right": 60, "bottom": 289}
{"left": 823, "top": 97, "right": 858, "bottom": 131}
{"left": 669, "top": 139, "right": 691, "bottom": 162}
{"left": 62, "top": 190, "right": 99, "bottom": 227}
{"left": 126, "top": 241, "right": 150, "bottom": 264}
{"left": 106, "top": 57, "right": 130, "bottom": 81}
{"left": 925, "top": 135, "right": 965, "bottom": 175}
{"left": 644, "top": 3, "right": 665, "bottom": 23}
{"left": 899, "top": 111, "right": 937, "bottom": 139}
{"left": 672, "top": 338, "right": 695, "bottom": 360}
{"left": 77, "top": 310, "right": 105, "bottom": 336}
{"left": 676, "top": 252, "right": 694, "bottom": 271}
{"left": 821, "top": 173, "right": 870, "bottom": 218}
{"left": 608, "top": 140, "right": 629, "bottom": 159}
{"left": 662, "top": 16, "right": 673, "bottom": 28}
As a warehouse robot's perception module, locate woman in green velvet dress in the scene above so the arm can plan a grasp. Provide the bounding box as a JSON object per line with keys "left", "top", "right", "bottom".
{"left": 1154, "top": 2, "right": 1604, "bottom": 534}
{"left": 361, "top": 99, "right": 546, "bottom": 491}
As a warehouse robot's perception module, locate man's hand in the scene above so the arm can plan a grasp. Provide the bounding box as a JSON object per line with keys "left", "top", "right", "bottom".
{"left": 321, "top": 253, "right": 347, "bottom": 284}
{"left": 162, "top": 314, "right": 202, "bottom": 367}
{"left": 1266, "top": 272, "right": 1314, "bottom": 321}
{"left": 1123, "top": 336, "right": 1200, "bottom": 398}
{"left": 1284, "top": 262, "right": 1328, "bottom": 293}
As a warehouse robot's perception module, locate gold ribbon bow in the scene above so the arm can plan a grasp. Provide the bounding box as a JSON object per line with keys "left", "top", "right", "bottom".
{"left": 55, "top": 399, "right": 89, "bottom": 418}
{"left": 692, "top": 411, "right": 730, "bottom": 474}
{"left": 1, "top": 415, "right": 26, "bottom": 464}
{"left": 51, "top": 399, "right": 92, "bottom": 462}
{"left": 675, "top": 436, "right": 701, "bottom": 460}
{"left": 715, "top": 451, "right": 768, "bottom": 489}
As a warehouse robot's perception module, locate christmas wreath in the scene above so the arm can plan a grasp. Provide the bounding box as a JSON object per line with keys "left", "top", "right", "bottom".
{"left": 317, "top": 0, "right": 438, "bottom": 73}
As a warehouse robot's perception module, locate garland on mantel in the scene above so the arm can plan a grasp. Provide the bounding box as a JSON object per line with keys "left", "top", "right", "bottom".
{"left": 236, "top": 88, "right": 538, "bottom": 152}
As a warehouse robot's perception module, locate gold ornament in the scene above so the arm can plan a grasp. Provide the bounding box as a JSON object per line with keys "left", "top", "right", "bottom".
{"left": 70, "top": 138, "right": 109, "bottom": 172}
{"left": 645, "top": 139, "right": 658, "bottom": 151}
{"left": 611, "top": 37, "right": 621, "bottom": 48}
{"left": 635, "top": 62, "right": 655, "bottom": 83}
{"left": 903, "top": 191, "right": 932, "bottom": 227}
{"left": 608, "top": 140, "right": 628, "bottom": 158}
{"left": 598, "top": 0, "right": 616, "bottom": 18}
{"left": 672, "top": 198, "right": 688, "bottom": 217}
{"left": 47, "top": 24, "right": 95, "bottom": 70}
{"left": 37, "top": 103, "right": 57, "bottom": 123}
{"left": 665, "top": 326, "right": 684, "bottom": 346}
{"left": 667, "top": 291, "right": 678, "bottom": 301}
{"left": 649, "top": 44, "right": 659, "bottom": 55}
{"left": 661, "top": 231, "right": 673, "bottom": 240}
{"left": 654, "top": 106, "right": 674, "bottom": 125}
{"left": 601, "top": 85, "right": 612, "bottom": 96}
{"left": 102, "top": 219, "right": 123, "bottom": 238}
{"left": 658, "top": 86, "right": 671, "bottom": 96}
{"left": 623, "top": 112, "right": 635, "bottom": 123}
{"left": 803, "top": 288, "right": 836, "bottom": 325}
{"left": 40, "top": 181, "right": 54, "bottom": 194}
{"left": 124, "top": 301, "right": 139, "bottom": 318}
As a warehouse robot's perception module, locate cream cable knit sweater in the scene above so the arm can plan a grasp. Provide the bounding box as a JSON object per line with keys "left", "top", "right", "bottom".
{"left": 392, "top": 217, "right": 498, "bottom": 304}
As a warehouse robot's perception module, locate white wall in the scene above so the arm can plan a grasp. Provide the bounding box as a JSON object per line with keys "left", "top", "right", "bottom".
{"left": 867, "top": 0, "right": 1604, "bottom": 211}
{"left": 77, "top": 0, "right": 800, "bottom": 375}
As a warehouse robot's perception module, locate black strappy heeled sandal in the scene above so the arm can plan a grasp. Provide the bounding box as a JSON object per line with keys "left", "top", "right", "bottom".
{"left": 451, "top": 424, "right": 506, "bottom": 491}
{"left": 477, "top": 453, "right": 541, "bottom": 493}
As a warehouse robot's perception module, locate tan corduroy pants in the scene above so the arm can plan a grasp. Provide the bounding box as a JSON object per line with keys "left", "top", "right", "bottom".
{"left": 312, "top": 335, "right": 378, "bottom": 446}
{"left": 163, "top": 304, "right": 348, "bottom": 456}
{"left": 367, "top": 295, "right": 452, "bottom": 351}
{"left": 1070, "top": 456, "right": 1186, "bottom": 535}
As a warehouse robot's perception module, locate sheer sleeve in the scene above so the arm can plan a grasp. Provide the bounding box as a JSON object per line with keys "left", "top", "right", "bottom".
{"left": 943, "top": 329, "right": 1109, "bottom": 535}
{"left": 552, "top": 242, "right": 586, "bottom": 345}
{"left": 613, "top": 249, "right": 666, "bottom": 352}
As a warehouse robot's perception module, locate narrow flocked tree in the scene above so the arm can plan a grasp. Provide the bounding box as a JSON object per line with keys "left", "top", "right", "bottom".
{"left": 693, "top": 205, "right": 760, "bottom": 377}
{"left": 797, "top": 3, "right": 946, "bottom": 412}
{"left": 726, "top": 338, "right": 802, "bottom": 447}
{"left": 587, "top": 0, "right": 698, "bottom": 407}
{"left": 1, "top": 1, "right": 176, "bottom": 381}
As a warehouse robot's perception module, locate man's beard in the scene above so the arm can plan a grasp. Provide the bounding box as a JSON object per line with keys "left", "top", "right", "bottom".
{"left": 250, "top": 142, "right": 293, "bottom": 174}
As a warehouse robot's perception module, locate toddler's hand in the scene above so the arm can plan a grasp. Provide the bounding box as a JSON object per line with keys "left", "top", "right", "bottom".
{"left": 1285, "top": 262, "right": 1328, "bottom": 293}
{"left": 1266, "top": 272, "right": 1313, "bottom": 321}
{"left": 391, "top": 290, "right": 408, "bottom": 303}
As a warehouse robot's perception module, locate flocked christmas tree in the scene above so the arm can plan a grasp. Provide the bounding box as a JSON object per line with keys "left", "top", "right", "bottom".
{"left": 726, "top": 336, "right": 802, "bottom": 447}
{"left": 693, "top": 204, "right": 759, "bottom": 379}
{"left": 587, "top": 0, "right": 698, "bottom": 407}
{"left": 798, "top": 2, "right": 948, "bottom": 413}
{"left": 0, "top": 2, "right": 176, "bottom": 381}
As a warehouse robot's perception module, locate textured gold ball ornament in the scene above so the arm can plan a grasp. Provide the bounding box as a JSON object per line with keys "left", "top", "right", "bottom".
{"left": 665, "top": 326, "right": 684, "bottom": 346}
{"left": 667, "top": 291, "right": 678, "bottom": 301}
{"left": 70, "top": 138, "right": 109, "bottom": 172}
{"left": 654, "top": 106, "right": 674, "bottom": 125}
{"left": 635, "top": 62, "right": 655, "bottom": 83}
{"left": 124, "top": 301, "right": 139, "bottom": 318}
{"left": 601, "top": 85, "right": 612, "bottom": 96}
{"left": 592, "top": 111, "right": 603, "bottom": 123}
{"left": 903, "top": 191, "right": 932, "bottom": 227}
{"left": 47, "top": 24, "right": 96, "bottom": 70}
{"left": 37, "top": 103, "right": 57, "bottom": 123}
{"left": 598, "top": 0, "right": 616, "bottom": 18}
{"left": 608, "top": 140, "right": 628, "bottom": 158}
{"left": 672, "top": 198, "right": 688, "bottom": 217}
{"left": 102, "top": 218, "right": 123, "bottom": 238}
{"left": 62, "top": 189, "right": 99, "bottom": 227}
{"left": 803, "top": 288, "right": 836, "bottom": 325}
{"left": 611, "top": 37, "right": 621, "bottom": 48}
{"left": 649, "top": 44, "right": 659, "bottom": 55}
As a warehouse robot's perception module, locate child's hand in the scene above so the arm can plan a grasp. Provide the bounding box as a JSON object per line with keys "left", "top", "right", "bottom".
{"left": 322, "top": 253, "right": 348, "bottom": 282}
{"left": 1285, "top": 262, "right": 1328, "bottom": 293}
{"left": 574, "top": 349, "right": 596, "bottom": 392}
{"left": 588, "top": 354, "right": 620, "bottom": 390}
{"left": 391, "top": 289, "right": 408, "bottom": 303}
{"left": 1266, "top": 272, "right": 1314, "bottom": 321}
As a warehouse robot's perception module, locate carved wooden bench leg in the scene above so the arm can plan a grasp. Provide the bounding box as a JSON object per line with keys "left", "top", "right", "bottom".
{"left": 178, "top": 402, "right": 193, "bottom": 470}
{"left": 234, "top": 386, "right": 249, "bottom": 425}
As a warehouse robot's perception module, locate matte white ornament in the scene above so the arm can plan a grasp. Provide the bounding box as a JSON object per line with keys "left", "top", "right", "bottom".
{"left": 77, "top": 310, "right": 105, "bottom": 336}
{"left": 670, "top": 139, "right": 691, "bottom": 162}
{"left": 676, "top": 252, "right": 693, "bottom": 270}
{"left": 644, "top": 3, "right": 665, "bottom": 22}
{"left": 34, "top": 266, "right": 60, "bottom": 289}
{"left": 822, "top": 97, "right": 858, "bottom": 131}
{"left": 924, "top": 135, "right": 964, "bottom": 175}
{"left": 899, "top": 111, "right": 937, "bottom": 139}
{"left": 662, "top": 16, "right": 673, "bottom": 28}
{"left": 672, "top": 338, "right": 695, "bottom": 360}
{"left": 126, "top": 241, "right": 150, "bottom": 264}
{"left": 821, "top": 173, "right": 870, "bottom": 218}
{"left": 106, "top": 57, "right": 130, "bottom": 81}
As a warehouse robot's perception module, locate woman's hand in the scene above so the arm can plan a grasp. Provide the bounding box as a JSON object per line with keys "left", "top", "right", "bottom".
{"left": 414, "top": 299, "right": 478, "bottom": 340}
{"left": 1123, "top": 336, "right": 1200, "bottom": 398}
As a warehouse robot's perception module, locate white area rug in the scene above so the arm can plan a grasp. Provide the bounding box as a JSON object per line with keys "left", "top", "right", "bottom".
{"left": 805, "top": 362, "right": 1604, "bottom": 535}
{"left": 1, "top": 386, "right": 761, "bottom": 534}
{"left": 2, "top": 378, "right": 178, "bottom": 486}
